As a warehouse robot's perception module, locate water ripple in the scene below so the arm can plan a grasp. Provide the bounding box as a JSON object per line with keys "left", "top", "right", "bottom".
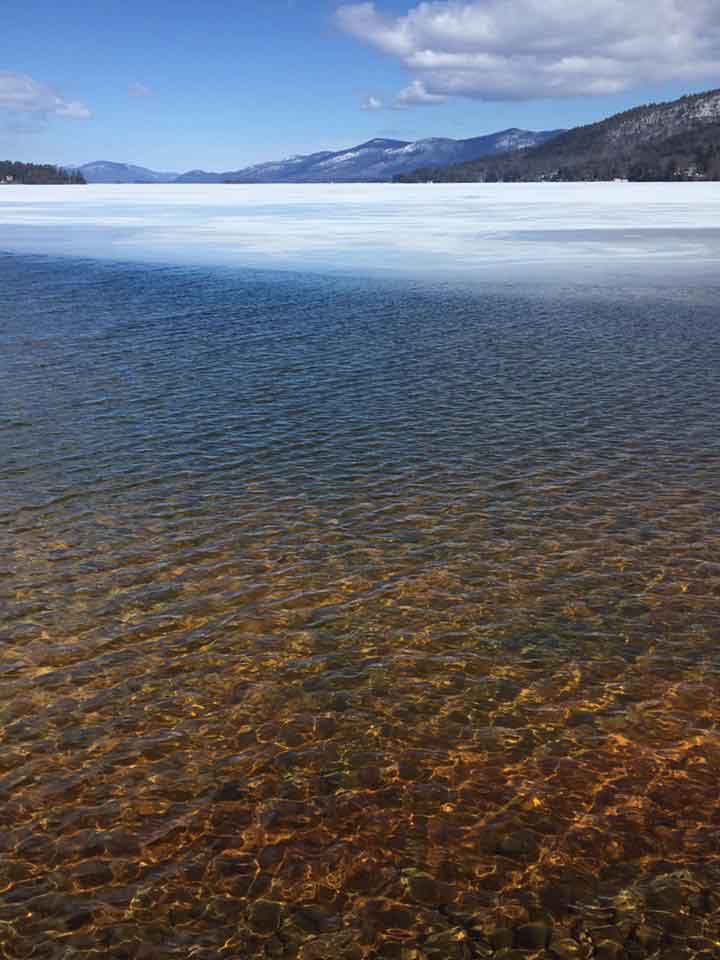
{"left": 1, "top": 254, "right": 720, "bottom": 958}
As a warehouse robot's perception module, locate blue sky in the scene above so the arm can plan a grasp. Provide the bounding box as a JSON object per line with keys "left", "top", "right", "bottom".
{"left": 1, "top": 0, "right": 718, "bottom": 171}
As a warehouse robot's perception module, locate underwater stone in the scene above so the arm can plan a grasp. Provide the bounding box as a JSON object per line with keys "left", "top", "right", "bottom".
{"left": 236, "top": 725, "right": 257, "bottom": 748}
{"left": 403, "top": 871, "right": 450, "bottom": 906}
{"left": 314, "top": 716, "right": 337, "bottom": 739}
{"left": 422, "top": 928, "right": 471, "bottom": 960}
{"left": 497, "top": 830, "right": 540, "bottom": 859}
{"left": 516, "top": 922, "right": 551, "bottom": 949}
{"left": 397, "top": 759, "right": 421, "bottom": 780}
{"left": 213, "top": 781, "right": 247, "bottom": 801}
{"left": 594, "top": 940, "right": 624, "bottom": 960}
{"left": 358, "top": 764, "right": 383, "bottom": 789}
{"left": 644, "top": 873, "right": 689, "bottom": 911}
{"left": 72, "top": 859, "right": 114, "bottom": 889}
{"left": 488, "top": 927, "right": 514, "bottom": 950}
{"left": 291, "top": 905, "right": 334, "bottom": 935}
{"left": 248, "top": 899, "right": 283, "bottom": 935}
{"left": 549, "top": 937, "right": 585, "bottom": 959}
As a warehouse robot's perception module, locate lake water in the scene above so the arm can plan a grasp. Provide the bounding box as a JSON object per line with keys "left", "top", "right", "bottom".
{"left": 1, "top": 186, "right": 720, "bottom": 959}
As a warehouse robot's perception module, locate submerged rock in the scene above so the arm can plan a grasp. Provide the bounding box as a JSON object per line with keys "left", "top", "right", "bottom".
{"left": 488, "top": 926, "right": 514, "bottom": 950}
{"left": 549, "top": 937, "right": 586, "bottom": 959}
{"left": 402, "top": 870, "right": 452, "bottom": 906}
{"left": 422, "top": 928, "right": 471, "bottom": 960}
{"left": 71, "top": 859, "right": 113, "bottom": 889}
{"left": 248, "top": 899, "right": 283, "bottom": 935}
{"left": 496, "top": 829, "right": 540, "bottom": 860}
{"left": 516, "top": 921, "right": 551, "bottom": 949}
{"left": 594, "top": 940, "right": 624, "bottom": 960}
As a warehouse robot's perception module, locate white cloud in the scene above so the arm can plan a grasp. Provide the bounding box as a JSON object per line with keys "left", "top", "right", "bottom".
{"left": 394, "top": 79, "right": 447, "bottom": 107}
{"left": 55, "top": 100, "right": 92, "bottom": 119}
{"left": 129, "top": 82, "right": 152, "bottom": 98}
{"left": 0, "top": 72, "right": 91, "bottom": 121}
{"left": 336, "top": 1, "right": 720, "bottom": 102}
{"left": 361, "top": 94, "right": 384, "bottom": 109}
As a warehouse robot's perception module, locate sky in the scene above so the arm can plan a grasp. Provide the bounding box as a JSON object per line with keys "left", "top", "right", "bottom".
{"left": 1, "top": 0, "right": 719, "bottom": 172}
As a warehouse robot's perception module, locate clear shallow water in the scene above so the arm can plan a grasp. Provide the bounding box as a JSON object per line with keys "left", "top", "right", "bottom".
{"left": 1, "top": 253, "right": 720, "bottom": 959}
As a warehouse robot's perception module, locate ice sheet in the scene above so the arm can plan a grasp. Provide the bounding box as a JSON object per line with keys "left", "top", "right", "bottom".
{"left": 1, "top": 182, "right": 719, "bottom": 280}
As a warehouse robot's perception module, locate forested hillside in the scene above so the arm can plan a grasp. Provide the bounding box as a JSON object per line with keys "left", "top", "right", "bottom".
{"left": 395, "top": 89, "right": 720, "bottom": 183}
{"left": 0, "top": 162, "right": 86, "bottom": 185}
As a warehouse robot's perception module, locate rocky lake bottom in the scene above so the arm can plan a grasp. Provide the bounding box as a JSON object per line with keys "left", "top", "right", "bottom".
{"left": 1, "top": 247, "right": 719, "bottom": 959}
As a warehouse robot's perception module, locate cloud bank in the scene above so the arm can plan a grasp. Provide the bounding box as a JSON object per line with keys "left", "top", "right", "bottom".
{"left": 336, "top": 1, "right": 720, "bottom": 102}
{"left": 0, "top": 72, "right": 91, "bottom": 121}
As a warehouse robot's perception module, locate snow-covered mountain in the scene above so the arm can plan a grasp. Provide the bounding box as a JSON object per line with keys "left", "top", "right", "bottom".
{"left": 71, "top": 131, "right": 560, "bottom": 184}
{"left": 174, "top": 129, "right": 561, "bottom": 183}
{"left": 72, "top": 161, "right": 179, "bottom": 183}
{"left": 69, "top": 90, "right": 720, "bottom": 186}
{"left": 601, "top": 88, "right": 720, "bottom": 146}
{"left": 400, "top": 87, "right": 720, "bottom": 182}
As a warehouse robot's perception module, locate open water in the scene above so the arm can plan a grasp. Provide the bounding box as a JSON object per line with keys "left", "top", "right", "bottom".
{"left": 1, "top": 234, "right": 720, "bottom": 959}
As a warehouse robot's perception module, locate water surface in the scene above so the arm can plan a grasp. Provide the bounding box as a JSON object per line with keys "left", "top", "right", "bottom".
{"left": 1, "top": 253, "right": 720, "bottom": 958}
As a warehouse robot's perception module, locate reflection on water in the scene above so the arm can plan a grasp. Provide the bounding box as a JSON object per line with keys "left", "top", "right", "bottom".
{"left": 1, "top": 253, "right": 720, "bottom": 959}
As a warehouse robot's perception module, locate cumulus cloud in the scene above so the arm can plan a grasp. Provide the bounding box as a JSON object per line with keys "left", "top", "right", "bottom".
{"left": 361, "top": 94, "right": 384, "bottom": 109}
{"left": 336, "top": 0, "right": 720, "bottom": 101}
{"left": 129, "top": 81, "right": 152, "bottom": 97}
{"left": 394, "top": 79, "right": 447, "bottom": 107}
{"left": 0, "top": 72, "right": 91, "bottom": 121}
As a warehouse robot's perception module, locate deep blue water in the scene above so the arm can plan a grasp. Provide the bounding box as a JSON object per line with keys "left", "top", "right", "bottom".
{"left": 3, "top": 253, "right": 719, "bottom": 513}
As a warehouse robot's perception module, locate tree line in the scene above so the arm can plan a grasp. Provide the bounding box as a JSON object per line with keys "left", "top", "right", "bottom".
{"left": 395, "top": 121, "right": 720, "bottom": 184}
{"left": 0, "top": 161, "right": 86, "bottom": 185}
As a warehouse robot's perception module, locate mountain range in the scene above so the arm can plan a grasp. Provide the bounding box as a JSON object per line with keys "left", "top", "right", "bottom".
{"left": 72, "top": 129, "right": 560, "bottom": 184}
{"left": 70, "top": 161, "right": 179, "bottom": 183}
{"left": 66, "top": 88, "right": 720, "bottom": 187}
{"left": 395, "top": 88, "right": 720, "bottom": 183}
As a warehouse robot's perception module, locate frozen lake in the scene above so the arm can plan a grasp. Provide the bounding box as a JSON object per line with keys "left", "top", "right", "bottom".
{"left": 1, "top": 182, "right": 719, "bottom": 280}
